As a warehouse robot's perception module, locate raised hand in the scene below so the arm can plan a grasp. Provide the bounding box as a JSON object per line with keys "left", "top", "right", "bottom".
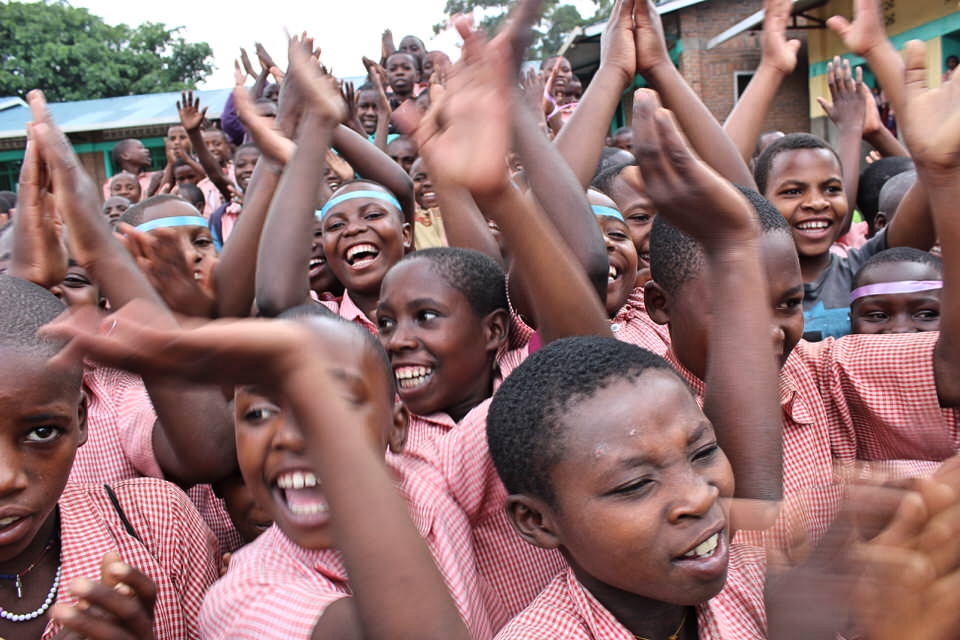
{"left": 10, "top": 134, "right": 68, "bottom": 288}
{"left": 601, "top": 0, "right": 638, "bottom": 84}
{"left": 816, "top": 57, "right": 866, "bottom": 131}
{"left": 255, "top": 42, "right": 277, "bottom": 73}
{"left": 633, "top": 0, "right": 670, "bottom": 77}
{"left": 416, "top": 16, "right": 513, "bottom": 198}
{"left": 286, "top": 34, "right": 346, "bottom": 125}
{"left": 239, "top": 47, "right": 257, "bottom": 78}
{"left": 177, "top": 90, "right": 208, "bottom": 132}
{"left": 761, "top": 0, "right": 801, "bottom": 75}
{"left": 899, "top": 40, "right": 960, "bottom": 174}
{"left": 827, "top": 0, "right": 887, "bottom": 59}
{"left": 631, "top": 89, "right": 754, "bottom": 245}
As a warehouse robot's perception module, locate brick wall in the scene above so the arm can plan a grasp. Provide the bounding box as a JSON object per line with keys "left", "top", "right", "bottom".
{"left": 676, "top": 0, "right": 811, "bottom": 137}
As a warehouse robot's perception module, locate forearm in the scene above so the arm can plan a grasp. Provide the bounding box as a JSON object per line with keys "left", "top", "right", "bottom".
{"left": 286, "top": 367, "right": 471, "bottom": 640}
{"left": 864, "top": 125, "right": 909, "bottom": 158}
{"left": 864, "top": 41, "right": 906, "bottom": 115}
{"left": 702, "top": 239, "right": 783, "bottom": 504}
{"left": 188, "top": 129, "right": 232, "bottom": 200}
{"left": 332, "top": 125, "right": 415, "bottom": 224}
{"left": 554, "top": 66, "right": 630, "bottom": 189}
{"left": 836, "top": 124, "right": 864, "bottom": 226}
{"left": 923, "top": 172, "right": 960, "bottom": 405}
{"left": 515, "top": 102, "right": 608, "bottom": 296}
{"left": 884, "top": 179, "right": 936, "bottom": 251}
{"left": 149, "top": 382, "right": 237, "bottom": 486}
{"left": 645, "top": 62, "right": 756, "bottom": 187}
{"left": 723, "top": 63, "right": 788, "bottom": 164}
{"left": 476, "top": 184, "right": 610, "bottom": 343}
{"left": 373, "top": 111, "right": 390, "bottom": 152}
{"left": 214, "top": 158, "right": 282, "bottom": 318}
{"left": 430, "top": 177, "right": 504, "bottom": 265}
{"left": 255, "top": 116, "right": 331, "bottom": 317}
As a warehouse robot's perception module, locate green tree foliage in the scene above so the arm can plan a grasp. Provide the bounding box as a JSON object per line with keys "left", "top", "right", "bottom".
{"left": 438, "top": 0, "right": 613, "bottom": 59}
{"left": 0, "top": 1, "right": 214, "bottom": 102}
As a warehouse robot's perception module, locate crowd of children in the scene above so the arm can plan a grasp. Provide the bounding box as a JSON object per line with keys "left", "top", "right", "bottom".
{"left": 1, "top": 0, "right": 960, "bottom": 637}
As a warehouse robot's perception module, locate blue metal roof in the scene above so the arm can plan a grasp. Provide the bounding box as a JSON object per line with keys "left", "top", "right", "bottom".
{"left": 0, "top": 88, "right": 234, "bottom": 139}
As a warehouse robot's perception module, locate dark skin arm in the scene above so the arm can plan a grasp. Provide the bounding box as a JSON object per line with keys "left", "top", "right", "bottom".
{"left": 816, "top": 58, "right": 865, "bottom": 230}
{"left": 634, "top": 88, "right": 782, "bottom": 521}
{"left": 635, "top": 0, "right": 756, "bottom": 188}
{"left": 554, "top": 0, "right": 636, "bottom": 189}
{"left": 178, "top": 91, "right": 233, "bottom": 202}
{"left": 723, "top": 0, "right": 801, "bottom": 164}
{"left": 44, "top": 312, "right": 473, "bottom": 640}
{"left": 420, "top": 14, "right": 610, "bottom": 344}
{"left": 897, "top": 42, "right": 960, "bottom": 407}
{"left": 27, "top": 90, "right": 236, "bottom": 487}
{"left": 331, "top": 124, "right": 415, "bottom": 227}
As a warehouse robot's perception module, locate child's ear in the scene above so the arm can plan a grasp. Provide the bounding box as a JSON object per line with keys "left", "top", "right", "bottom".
{"left": 76, "top": 389, "right": 89, "bottom": 447}
{"left": 387, "top": 400, "right": 409, "bottom": 454}
{"left": 482, "top": 308, "right": 510, "bottom": 353}
{"left": 874, "top": 212, "right": 888, "bottom": 233}
{"left": 401, "top": 222, "right": 413, "bottom": 252}
{"left": 505, "top": 495, "right": 561, "bottom": 550}
{"left": 644, "top": 280, "right": 671, "bottom": 326}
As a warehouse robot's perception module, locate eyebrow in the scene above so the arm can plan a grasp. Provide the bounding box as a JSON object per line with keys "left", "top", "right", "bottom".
{"left": 783, "top": 285, "right": 804, "bottom": 298}
{"left": 22, "top": 410, "right": 71, "bottom": 424}
{"left": 687, "top": 421, "right": 709, "bottom": 446}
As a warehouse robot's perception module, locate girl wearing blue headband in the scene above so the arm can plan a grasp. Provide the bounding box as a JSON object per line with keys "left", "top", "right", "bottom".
{"left": 588, "top": 189, "right": 639, "bottom": 321}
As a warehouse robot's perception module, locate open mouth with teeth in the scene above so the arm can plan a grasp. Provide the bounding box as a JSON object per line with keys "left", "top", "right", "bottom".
{"left": 344, "top": 243, "right": 381, "bottom": 269}
{"left": 608, "top": 264, "right": 621, "bottom": 284}
{"left": 273, "top": 470, "right": 329, "bottom": 525}
{"left": 394, "top": 365, "right": 435, "bottom": 390}
{"left": 679, "top": 532, "right": 720, "bottom": 560}
{"left": 794, "top": 219, "right": 834, "bottom": 237}
{"left": 308, "top": 256, "right": 326, "bottom": 276}
{"left": 420, "top": 190, "right": 438, "bottom": 208}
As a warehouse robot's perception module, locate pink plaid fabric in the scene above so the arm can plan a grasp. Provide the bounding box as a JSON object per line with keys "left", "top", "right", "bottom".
{"left": 610, "top": 285, "right": 672, "bottom": 355}
{"left": 200, "top": 452, "right": 503, "bottom": 639}
{"left": 43, "top": 479, "right": 220, "bottom": 640}
{"left": 494, "top": 545, "right": 767, "bottom": 639}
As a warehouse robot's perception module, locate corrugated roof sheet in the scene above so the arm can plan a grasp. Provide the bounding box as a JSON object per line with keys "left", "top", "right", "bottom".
{"left": 0, "top": 88, "right": 233, "bottom": 139}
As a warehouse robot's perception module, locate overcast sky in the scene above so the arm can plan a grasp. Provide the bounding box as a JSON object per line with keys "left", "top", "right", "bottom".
{"left": 72, "top": 0, "right": 467, "bottom": 87}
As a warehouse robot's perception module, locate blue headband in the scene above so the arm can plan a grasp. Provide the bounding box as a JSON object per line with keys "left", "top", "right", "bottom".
{"left": 592, "top": 205, "right": 625, "bottom": 222}
{"left": 318, "top": 190, "right": 402, "bottom": 220}
{"left": 134, "top": 215, "right": 221, "bottom": 252}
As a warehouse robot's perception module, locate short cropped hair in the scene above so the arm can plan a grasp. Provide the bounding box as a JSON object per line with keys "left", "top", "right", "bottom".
{"left": 853, "top": 247, "right": 943, "bottom": 288}
{"left": 109, "top": 139, "right": 138, "bottom": 170}
{"left": 0, "top": 274, "right": 69, "bottom": 360}
{"left": 859, "top": 157, "right": 915, "bottom": 228}
{"left": 650, "top": 186, "right": 789, "bottom": 294}
{"left": 591, "top": 159, "right": 636, "bottom": 194}
{"left": 754, "top": 133, "right": 841, "bottom": 195}
{"left": 399, "top": 247, "right": 507, "bottom": 316}
{"left": 118, "top": 194, "right": 186, "bottom": 227}
{"left": 177, "top": 183, "right": 205, "bottom": 211}
{"left": 488, "top": 336, "right": 676, "bottom": 505}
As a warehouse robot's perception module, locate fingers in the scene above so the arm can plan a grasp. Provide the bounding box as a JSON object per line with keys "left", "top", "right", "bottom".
{"left": 51, "top": 572, "right": 155, "bottom": 640}
{"left": 903, "top": 39, "right": 929, "bottom": 103}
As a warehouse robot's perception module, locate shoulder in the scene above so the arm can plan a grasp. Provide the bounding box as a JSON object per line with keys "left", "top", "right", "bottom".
{"left": 495, "top": 573, "right": 593, "bottom": 640}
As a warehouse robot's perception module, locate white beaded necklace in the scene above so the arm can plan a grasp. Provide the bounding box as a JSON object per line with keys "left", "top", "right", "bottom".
{"left": 0, "top": 563, "right": 61, "bottom": 623}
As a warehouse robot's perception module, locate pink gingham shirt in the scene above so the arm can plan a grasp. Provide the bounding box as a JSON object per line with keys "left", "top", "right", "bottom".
{"left": 665, "top": 332, "right": 956, "bottom": 558}
{"left": 494, "top": 545, "right": 767, "bottom": 640}
{"left": 319, "top": 291, "right": 378, "bottom": 335}
{"left": 609, "top": 285, "right": 672, "bottom": 355}
{"left": 199, "top": 451, "right": 503, "bottom": 639}
{"left": 43, "top": 479, "right": 220, "bottom": 640}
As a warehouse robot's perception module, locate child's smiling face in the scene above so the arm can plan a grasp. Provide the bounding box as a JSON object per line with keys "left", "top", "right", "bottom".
{"left": 764, "top": 148, "right": 847, "bottom": 260}
{"left": 605, "top": 167, "right": 656, "bottom": 278}
{"left": 110, "top": 173, "right": 141, "bottom": 202}
{"left": 140, "top": 200, "right": 219, "bottom": 294}
{"left": 321, "top": 183, "right": 411, "bottom": 298}
{"left": 377, "top": 257, "right": 505, "bottom": 421}
{"left": 851, "top": 260, "right": 942, "bottom": 335}
{"left": 533, "top": 370, "right": 734, "bottom": 605}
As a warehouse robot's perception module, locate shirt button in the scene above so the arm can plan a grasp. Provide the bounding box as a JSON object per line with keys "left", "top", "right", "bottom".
{"left": 610, "top": 323, "right": 621, "bottom": 332}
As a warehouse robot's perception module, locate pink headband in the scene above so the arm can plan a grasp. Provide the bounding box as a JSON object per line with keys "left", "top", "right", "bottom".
{"left": 850, "top": 280, "right": 943, "bottom": 303}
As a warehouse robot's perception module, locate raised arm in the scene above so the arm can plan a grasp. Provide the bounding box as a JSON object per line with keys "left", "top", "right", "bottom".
{"left": 816, "top": 58, "right": 866, "bottom": 224}
{"left": 28, "top": 90, "right": 236, "bottom": 486}
{"left": 331, "top": 125, "right": 415, "bottom": 226}
{"left": 178, "top": 91, "right": 233, "bottom": 201}
{"left": 723, "top": 0, "right": 801, "bottom": 164}
{"left": 897, "top": 42, "right": 960, "bottom": 406}
{"left": 553, "top": 0, "right": 636, "bottom": 189}
{"left": 635, "top": 0, "right": 756, "bottom": 187}
{"left": 634, "top": 89, "right": 782, "bottom": 512}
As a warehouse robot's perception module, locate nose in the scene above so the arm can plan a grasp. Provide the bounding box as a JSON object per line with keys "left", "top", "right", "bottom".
{"left": 384, "top": 319, "right": 418, "bottom": 353}
{"left": 343, "top": 216, "right": 368, "bottom": 236}
{"left": 885, "top": 314, "right": 918, "bottom": 334}
{"left": 271, "top": 414, "right": 307, "bottom": 453}
{"left": 803, "top": 190, "right": 830, "bottom": 211}
{"left": 771, "top": 322, "right": 786, "bottom": 359}
{"left": 667, "top": 469, "right": 719, "bottom": 523}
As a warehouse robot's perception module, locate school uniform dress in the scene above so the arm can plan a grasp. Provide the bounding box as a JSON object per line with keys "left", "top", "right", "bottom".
{"left": 71, "top": 364, "right": 244, "bottom": 554}
{"left": 493, "top": 545, "right": 767, "bottom": 640}
{"left": 199, "top": 452, "right": 502, "bottom": 640}
{"left": 609, "top": 285, "right": 672, "bottom": 355}
{"left": 319, "top": 291, "right": 378, "bottom": 335}
{"left": 663, "top": 332, "right": 956, "bottom": 561}
{"left": 43, "top": 479, "right": 220, "bottom": 640}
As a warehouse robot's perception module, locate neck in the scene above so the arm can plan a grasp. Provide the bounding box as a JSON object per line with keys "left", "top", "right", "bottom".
{"left": 347, "top": 289, "right": 380, "bottom": 322}
{"left": 120, "top": 164, "right": 143, "bottom": 175}
{"left": 0, "top": 512, "right": 57, "bottom": 576}
{"left": 446, "top": 370, "right": 494, "bottom": 423}
{"left": 799, "top": 251, "right": 833, "bottom": 284}
{"left": 573, "top": 565, "right": 690, "bottom": 640}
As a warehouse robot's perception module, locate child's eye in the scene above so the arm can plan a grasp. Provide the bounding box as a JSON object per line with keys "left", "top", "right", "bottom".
{"left": 609, "top": 478, "right": 653, "bottom": 496}
{"left": 915, "top": 309, "right": 940, "bottom": 320}
{"left": 63, "top": 275, "right": 92, "bottom": 288}
{"left": 417, "top": 310, "right": 440, "bottom": 323}
{"left": 607, "top": 231, "right": 629, "bottom": 241}
{"left": 377, "top": 316, "right": 396, "bottom": 332}
{"left": 776, "top": 298, "right": 803, "bottom": 312}
{"left": 25, "top": 426, "right": 63, "bottom": 444}
{"left": 864, "top": 311, "right": 889, "bottom": 321}
{"left": 628, "top": 213, "right": 651, "bottom": 224}
{"left": 242, "top": 406, "right": 279, "bottom": 424}
{"left": 692, "top": 443, "right": 719, "bottom": 462}
{"left": 325, "top": 221, "right": 345, "bottom": 232}
{"left": 364, "top": 209, "right": 386, "bottom": 220}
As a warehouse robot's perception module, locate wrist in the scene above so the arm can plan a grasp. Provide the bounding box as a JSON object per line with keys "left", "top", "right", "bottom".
{"left": 595, "top": 64, "right": 634, "bottom": 91}
{"left": 641, "top": 59, "right": 677, "bottom": 85}
{"left": 757, "top": 60, "right": 790, "bottom": 79}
